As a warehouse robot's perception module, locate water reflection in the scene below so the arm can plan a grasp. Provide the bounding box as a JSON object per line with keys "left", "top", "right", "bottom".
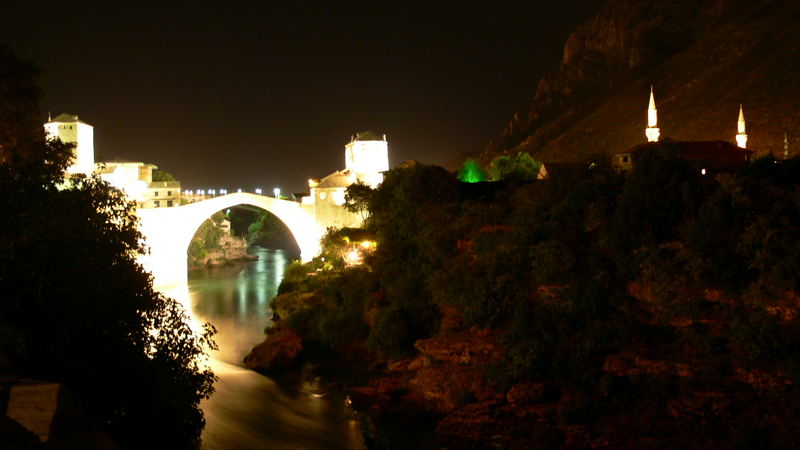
{"left": 159, "top": 247, "right": 363, "bottom": 450}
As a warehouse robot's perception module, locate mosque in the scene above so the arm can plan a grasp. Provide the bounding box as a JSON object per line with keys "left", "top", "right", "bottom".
{"left": 614, "top": 88, "right": 757, "bottom": 172}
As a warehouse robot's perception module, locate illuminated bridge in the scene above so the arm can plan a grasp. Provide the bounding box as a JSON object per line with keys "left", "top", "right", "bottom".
{"left": 136, "top": 192, "right": 357, "bottom": 287}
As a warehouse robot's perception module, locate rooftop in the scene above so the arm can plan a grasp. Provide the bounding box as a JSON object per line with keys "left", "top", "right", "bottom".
{"left": 351, "top": 131, "right": 385, "bottom": 142}
{"left": 48, "top": 113, "right": 91, "bottom": 126}
{"left": 618, "top": 140, "right": 753, "bottom": 156}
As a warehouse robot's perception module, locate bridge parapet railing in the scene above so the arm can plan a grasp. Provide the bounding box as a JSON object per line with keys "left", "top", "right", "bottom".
{"left": 148, "top": 181, "right": 181, "bottom": 188}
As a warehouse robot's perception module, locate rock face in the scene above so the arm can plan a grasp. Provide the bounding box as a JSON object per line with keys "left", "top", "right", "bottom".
{"left": 484, "top": 0, "right": 800, "bottom": 163}
{"left": 191, "top": 235, "right": 255, "bottom": 269}
{"left": 243, "top": 327, "right": 303, "bottom": 372}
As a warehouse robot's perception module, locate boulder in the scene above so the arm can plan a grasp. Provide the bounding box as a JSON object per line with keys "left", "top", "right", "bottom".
{"left": 243, "top": 327, "right": 303, "bottom": 371}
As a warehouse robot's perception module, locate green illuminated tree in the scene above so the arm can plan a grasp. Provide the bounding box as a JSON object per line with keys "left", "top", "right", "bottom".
{"left": 458, "top": 158, "right": 487, "bottom": 183}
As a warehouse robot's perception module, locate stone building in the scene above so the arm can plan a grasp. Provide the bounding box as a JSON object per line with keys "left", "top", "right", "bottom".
{"left": 44, "top": 113, "right": 180, "bottom": 208}
{"left": 302, "top": 131, "right": 389, "bottom": 228}
{"left": 614, "top": 90, "right": 753, "bottom": 171}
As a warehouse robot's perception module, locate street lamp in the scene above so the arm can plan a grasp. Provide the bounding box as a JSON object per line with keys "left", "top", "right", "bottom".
{"left": 273, "top": 187, "right": 281, "bottom": 198}
{"left": 255, "top": 188, "right": 262, "bottom": 195}
{"left": 237, "top": 188, "right": 242, "bottom": 193}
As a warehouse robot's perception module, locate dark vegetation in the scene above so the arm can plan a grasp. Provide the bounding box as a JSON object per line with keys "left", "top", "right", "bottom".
{"left": 151, "top": 169, "right": 175, "bottom": 182}
{"left": 188, "top": 211, "right": 226, "bottom": 265}
{"left": 272, "top": 152, "right": 800, "bottom": 447}
{"left": 231, "top": 208, "right": 297, "bottom": 250}
{"left": 0, "top": 46, "right": 216, "bottom": 448}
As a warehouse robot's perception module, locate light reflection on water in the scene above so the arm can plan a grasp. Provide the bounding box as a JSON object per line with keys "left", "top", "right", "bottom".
{"left": 159, "top": 247, "right": 363, "bottom": 450}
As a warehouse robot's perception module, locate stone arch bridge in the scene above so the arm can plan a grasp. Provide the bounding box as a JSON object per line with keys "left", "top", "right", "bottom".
{"left": 137, "top": 192, "right": 355, "bottom": 286}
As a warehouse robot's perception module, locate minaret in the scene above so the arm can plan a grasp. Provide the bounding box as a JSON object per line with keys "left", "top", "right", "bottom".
{"left": 785, "top": 132, "right": 790, "bottom": 159}
{"left": 735, "top": 105, "right": 748, "bottom": 149}
{"left": 645, "top": 86, "right": 660, "bottom": 142}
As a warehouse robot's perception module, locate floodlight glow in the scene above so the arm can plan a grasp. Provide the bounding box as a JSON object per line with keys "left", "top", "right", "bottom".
{"left": 274, "top": 187, "right": 281, "bottom": 198}
{"left": 237, "top": 188, "right": 242, "bottom": 193}
{"left": 255, "top": 188, "right": 262, "bottom": 195}
{"left": 136, "top": 191, "right": 325, "bottom": 287}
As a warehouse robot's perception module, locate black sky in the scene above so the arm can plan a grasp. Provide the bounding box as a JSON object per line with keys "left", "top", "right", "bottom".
{"left": 1, "top": 1, "right": 603, "bottom": 193}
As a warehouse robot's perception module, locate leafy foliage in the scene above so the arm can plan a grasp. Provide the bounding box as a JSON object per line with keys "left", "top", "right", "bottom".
{"left": 344, "top": 180, "right": 375, "bottom": 222}
{"left": 0, "top": 48, "right": 215, "bottom": 448}
{"left": 151, "top": 169, "right": 176, "bottom": 182}
{"left": 457, "top": 158, "right": 487, "bottom": 183}
{"left": 487, "top": 152, "right": 541, "bottom": 181}
{"left": 272, "top": 144, "right": 800, "bottom": 447}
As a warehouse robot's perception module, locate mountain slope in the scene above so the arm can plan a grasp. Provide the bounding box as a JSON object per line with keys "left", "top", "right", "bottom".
{"left": 483, "top": 0, "right": 800, "bottom": 163}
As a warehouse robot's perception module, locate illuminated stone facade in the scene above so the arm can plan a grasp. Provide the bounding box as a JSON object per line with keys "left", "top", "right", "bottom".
{"left": 44, "top": 113, "right": 179, "bottom": 208}
{"left": 344, "top": 131, "right": 389, "bottom": 188}
{"left": 303, "top": 131, "right": 390, "bottom": 229}
{"left": 44, "top": 113, "right": 95, "bottom": 176}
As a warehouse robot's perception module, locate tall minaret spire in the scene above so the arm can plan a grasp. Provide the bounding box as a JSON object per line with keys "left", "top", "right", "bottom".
{"left": 646, "top": 86, "right": 660, "bottom": 142}
{"left": 785, "top": 132, "right": 790, "bottom": 160}
{"left": 735, "top": 104, "right": 748, "bottom": 149}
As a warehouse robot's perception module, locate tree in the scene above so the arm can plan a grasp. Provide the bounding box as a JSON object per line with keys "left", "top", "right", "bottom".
{"left": 0, "top": 48, "right": 216, "bottom": 448}
{"left": 458, "top": 158, "right": 487, "bottom": 183}
{"left": 152, "top": 169, "right": 176, "bottom": 182}
{"left": 344, "top": 180, "right": 374, "bottom": 222}
{"left": 488, "top": 152, "right": 541, "bottom": 181}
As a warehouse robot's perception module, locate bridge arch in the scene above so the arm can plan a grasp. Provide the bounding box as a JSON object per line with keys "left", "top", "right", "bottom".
{"left": 137, "top": 193, "right": 324, "bottom": 287}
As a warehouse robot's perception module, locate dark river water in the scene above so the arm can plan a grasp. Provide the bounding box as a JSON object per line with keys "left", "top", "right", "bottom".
{"left": 160, "top": 247, "right": 364, "bottom": 450}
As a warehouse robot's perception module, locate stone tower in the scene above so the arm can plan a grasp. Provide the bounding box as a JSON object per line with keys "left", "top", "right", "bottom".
{"left": 345, "top": 131, "right": 389, "bottom": 188}
{"left": 44, "top": 113, "right": 95, "bottom": 176}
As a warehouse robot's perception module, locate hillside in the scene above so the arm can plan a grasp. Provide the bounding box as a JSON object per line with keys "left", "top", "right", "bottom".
{"left": 482, "top": 0, "right": 800, "bottom": 163}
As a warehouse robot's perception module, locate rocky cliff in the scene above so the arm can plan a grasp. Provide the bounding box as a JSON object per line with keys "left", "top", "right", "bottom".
{"left": 484, "top": 0, "right": 800, "bottom": 163}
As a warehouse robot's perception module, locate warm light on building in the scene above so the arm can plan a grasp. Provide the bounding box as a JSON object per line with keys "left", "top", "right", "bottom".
{"left": 646, "top": 86, "right": 660, "bottom": 142}
{"left": 345, "top": 132, "right": 388, "bottom": 188}
{"left": 44, "top": 113, "right": 95, "bottom": 176}
{"left": 736, "top": 104, "right": 748, "bottom": 149}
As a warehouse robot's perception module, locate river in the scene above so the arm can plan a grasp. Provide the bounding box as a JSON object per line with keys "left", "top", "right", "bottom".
{"left": 160, "top": 246, "right": 364, "bottom": 450}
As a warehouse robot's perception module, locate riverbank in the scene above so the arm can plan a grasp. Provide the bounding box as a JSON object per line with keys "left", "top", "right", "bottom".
{"left": 243, "top": 305, "right": 499, "bottom": 449}
{"left": 182, "top": 247, "right": 365, "bottom": 449}
{"left": 188, "top": 235, "right": 257, "bottom": 271}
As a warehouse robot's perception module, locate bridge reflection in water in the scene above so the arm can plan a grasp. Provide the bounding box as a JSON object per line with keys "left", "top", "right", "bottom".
{"left": 157, "top": 247, "right": 364, "bottom": 450}
{"left": 138, "top": 192, "right": 329, "bottom": 287}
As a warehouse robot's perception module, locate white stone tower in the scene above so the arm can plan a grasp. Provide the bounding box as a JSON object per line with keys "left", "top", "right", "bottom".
{"left": 735, "top": 105, "right": 748, "bottom": 149}
{"left": 645, "top": 86, "right": 660, "bottom": 142}
{"left": 44, "top": 113, "right": 95, "bottom": 176}
{"left": 345, "top": 131, "right": 389, "bottom": 188}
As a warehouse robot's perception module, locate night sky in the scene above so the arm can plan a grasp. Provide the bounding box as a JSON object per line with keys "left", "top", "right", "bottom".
{"left": 2, "top": 2, "right": 603, "bottom": 193}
